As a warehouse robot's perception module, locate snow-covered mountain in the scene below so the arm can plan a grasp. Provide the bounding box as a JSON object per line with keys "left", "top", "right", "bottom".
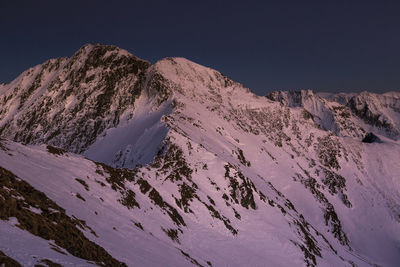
{"left": 0, "top": 44, "right": 399, "bottom": 266}
{"left": 266, "top": 90, "right": 400, "bottom": 140}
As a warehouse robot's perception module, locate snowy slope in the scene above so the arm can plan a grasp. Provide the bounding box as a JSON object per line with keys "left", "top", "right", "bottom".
{"left": 0, "top": 140, "right": 201, "bottom": 267}
{"left": 0, "top": 44, "right": 399, "bottom": 266}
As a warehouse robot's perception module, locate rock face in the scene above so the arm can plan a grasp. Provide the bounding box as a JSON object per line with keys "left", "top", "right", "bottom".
{"left": 267, "top": 90, "right": 400, "bottom": 141}
{"left": 0, "top": 44, "right": 150, "bottom": 153}
{"left": 347, "top": 92, "right": 400, "bottom": 138}
{"left": 362, "top": 132, "right": 380, "bottom": 143}
{"left": 0, "top": 44, "right": 399, "bottom": 267}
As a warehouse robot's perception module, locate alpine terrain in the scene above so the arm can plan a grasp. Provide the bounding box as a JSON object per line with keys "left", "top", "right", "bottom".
{"left": 0, "top": 44, "right": 399, "bottom": 267}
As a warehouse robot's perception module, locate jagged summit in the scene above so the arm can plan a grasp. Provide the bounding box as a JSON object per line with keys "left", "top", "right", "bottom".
{"left": 74, "top": 43, "right": 149, "bottom": 63}
{"left": 0, "top": 43, "right": 151, "bottom": 153}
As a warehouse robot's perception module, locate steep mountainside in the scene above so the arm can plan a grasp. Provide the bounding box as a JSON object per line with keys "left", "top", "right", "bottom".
{"left": 0, "top": 44, "right": 399, "bottom": 266}
{"left": 0, "top": 44, "right": 150, "bottom": 153}
{"left": 266, "top": 90, "right": 400, "bottom": 140}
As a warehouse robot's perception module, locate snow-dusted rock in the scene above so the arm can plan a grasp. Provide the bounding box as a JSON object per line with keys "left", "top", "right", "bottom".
{"left": 0, "top": 44, "right": 399, "bottom": 266}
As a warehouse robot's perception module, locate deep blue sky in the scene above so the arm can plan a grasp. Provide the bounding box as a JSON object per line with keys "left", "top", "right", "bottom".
{"left": 1, "top": 1, "right": 399, "bottom": 95}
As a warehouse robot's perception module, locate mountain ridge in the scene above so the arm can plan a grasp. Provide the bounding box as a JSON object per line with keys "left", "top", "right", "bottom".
{"left": 0, "top": 44, "right": 399, "bottom": 266}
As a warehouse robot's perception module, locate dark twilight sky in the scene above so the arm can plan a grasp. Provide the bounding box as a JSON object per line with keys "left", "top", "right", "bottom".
{"left": 1, "top": 1, "right": 399, "bottom": 95}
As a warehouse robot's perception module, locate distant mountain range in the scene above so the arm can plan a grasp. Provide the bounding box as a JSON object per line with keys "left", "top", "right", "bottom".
{"left": 0, "top": 44, "right": 399, "bottom": 266}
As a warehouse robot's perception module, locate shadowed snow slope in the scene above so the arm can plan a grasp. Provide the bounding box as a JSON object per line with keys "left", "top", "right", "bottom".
{"left": 0, "top": 44, "right": 399, "bottom": 266}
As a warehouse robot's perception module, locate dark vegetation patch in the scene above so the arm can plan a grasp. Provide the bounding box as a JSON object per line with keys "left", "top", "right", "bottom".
{"left": 119, "top": 189, "right": 140, "bottom": 209}
{"left": 224, "top": 164, "right": 257, "bottom": 210}
{"left": 291, "top": 240, "right": 317, "bottom": 267}
{"left": 152, "top": 142, "right": 203, "bottom": 220}
{"left": 180, "top": 250, "right": 204, "bottom": 267}
{"left": 0, "top": 166, "right": 126, "bottom": 266}
{"left": 293, "top": 172, "right": 349, "bottom": 246}
{"left": 142, "top": 142, "right": 248, "bottom": 236}
{"left": 46, "top": 145, "right": 66, "bottom": 156}
{"left": 207, "top": 196, "right": 215, "bottom": 206}
{"left": 95, "top": 179, "right": 106, "bottom": 187}
{"left": 297, "top": 162, "right": 351, "bottom": 208}
{"left": 137, "top": 178, "right": 151, "bottom": 194}
{"left": 232, "top": 208, "right": 241, "bottom": 219}
{"left": 332, "top": 106, "right": 351, "bottom": 119}
{"left": 75, "top": 178, "right": 89, "bottom": 191}
{"left": 75, "top": 193, "right": 86, "bottom": 202}
{"left": 196, "top": 196, "right": 238, "bottom": 235}
{"left": 148, "top": 188, "right": 186, "bottom": 227}
{"left": 235, "top": 148, "right": 251, "bottom": 167}
{"left": 321, "top": 168, "right": 352, "bottom": 208}
{"left": 162, "top": 228, "right": 181, "bottom": 244}
{"left": 284, "top": 198, "right": 297, "bottom": 212}
{"left": 137, "top": 177, "right": 187, "bottom": 226}
{"left": 291, "top": 119, "right": 302, "bottom": 140}
{"left": 132, "top": 221, "right": 143, "bottom": 230}
{"left": 293, "top": 218, "right": 322, "bottom": 266}
{"left": 153, "top": 143, "right": 193, "bottom": 183}
{"left": 257, "top": 175, "right": 336, "bottom": 267}
{"left": 265, "top": 177, "right": 345, "bottom": 266}
{"left": 315, "top": 135, "right": 342, "bottom": 170}
{"left": 97, "top": 158, "right": 191, "bottom": 227}
{"left": 0, "top": 250, "right": 22, "bottom": 266}
{"left": 324, "top": 204, "right": 349, "bottom": 245}
{"left": 262, "top": 147, "right": 277, "bottom": 161}
{"left": 260, "top": 179, "right": 326, "bottom": 266}
{"left": 95, "top": 162, "right": 141, "bottom": 211}
{"left": 207, "top": 177, "right": 220, "bottom": 191}
{"left": 175, "top": 182, "right": 197, "bottom": 213}
{"left": 95, "top": 162, "right": 135, "bottom": 191}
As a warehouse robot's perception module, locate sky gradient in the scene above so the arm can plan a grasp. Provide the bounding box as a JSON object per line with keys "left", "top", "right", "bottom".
{"left": 1, "top": 1, "right": 399, "bottom": 95}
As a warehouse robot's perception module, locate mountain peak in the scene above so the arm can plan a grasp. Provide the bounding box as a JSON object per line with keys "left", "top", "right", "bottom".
{"left": 1, "top": 44, "right": 400, "bottom": 266}
{"left": 148, "top": 56, "right": 248, "bottom": 101}
{"left": 154, "top": 56, "right": 228, "bottom": 87}
{"left": 0, "top": 43, "right": 151, "bottom": 153}
{"left": 75, "top": 43, "right": 137, "bottom": 59}
{"left": 69, "top": 43, "right": 151, "bottom": 72}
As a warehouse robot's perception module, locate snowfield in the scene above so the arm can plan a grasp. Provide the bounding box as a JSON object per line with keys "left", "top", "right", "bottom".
{"left": 0, "top": 44, "right": 399, "bottom": 266}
